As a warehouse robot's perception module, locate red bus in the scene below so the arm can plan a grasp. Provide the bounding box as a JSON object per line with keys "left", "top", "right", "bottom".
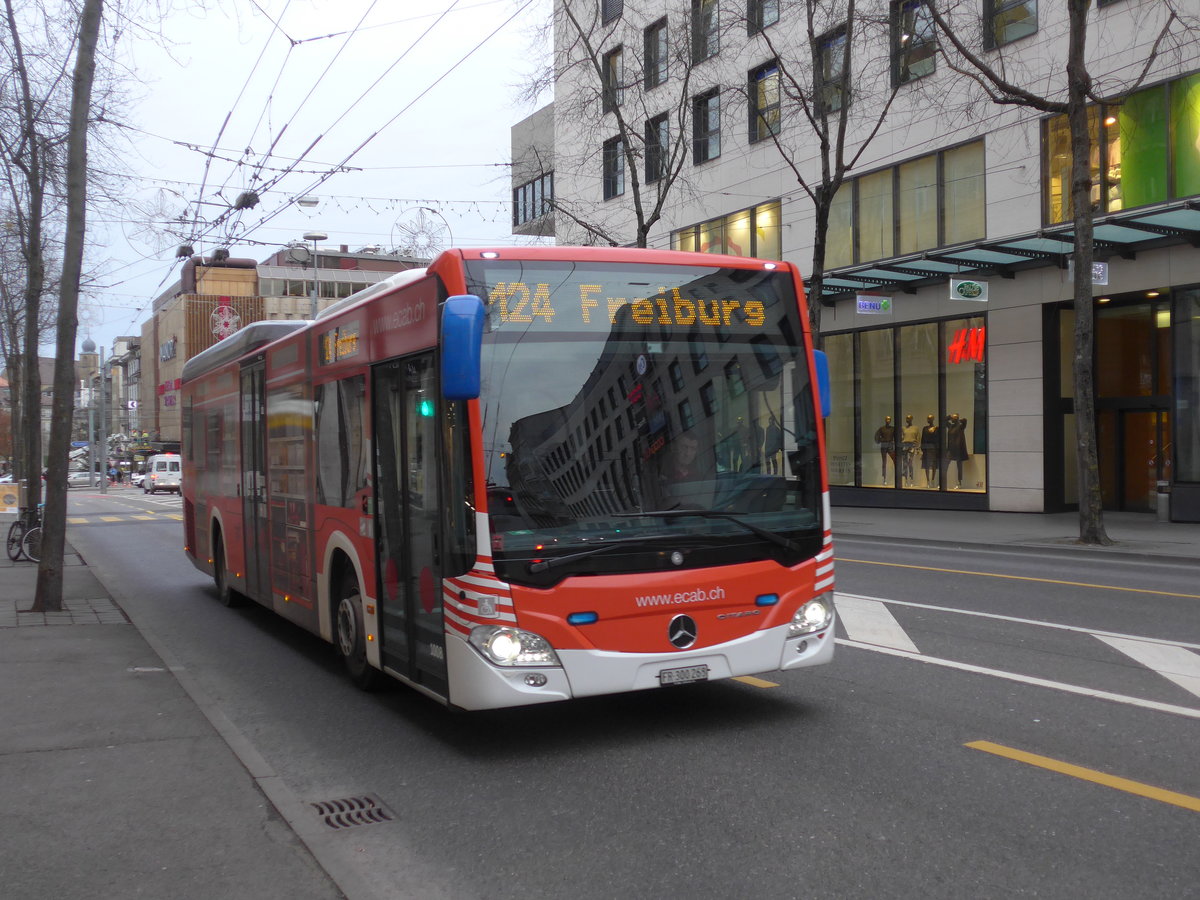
{"left": 181, "top": 246, "right": 835, "bottom": 709}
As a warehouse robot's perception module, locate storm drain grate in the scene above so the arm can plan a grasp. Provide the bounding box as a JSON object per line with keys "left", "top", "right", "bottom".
{"left": 311, "top": 794, "right": 396, "bottom": 830}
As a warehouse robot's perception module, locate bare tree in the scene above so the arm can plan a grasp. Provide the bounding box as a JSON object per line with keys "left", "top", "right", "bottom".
{"left": 927, "top": 0, "right": 1192, "bottom": 544}
{"left": 32, "top": 0, "right": 104, "bottom": 611}
{"left": 541, "top": 0, "right": 706, "bottom": 247}
{"left": 738, "top": 0, "right": 904, "bottom": 340}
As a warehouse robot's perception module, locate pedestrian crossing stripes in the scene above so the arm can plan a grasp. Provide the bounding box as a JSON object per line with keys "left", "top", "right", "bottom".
{"left": 66, "top": 513, "right": 182, "bottom": 525}
{"left": 836, "top": 592, "right": 1200, "bottom": 710}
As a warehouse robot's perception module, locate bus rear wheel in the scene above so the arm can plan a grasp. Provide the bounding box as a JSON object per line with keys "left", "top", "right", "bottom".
{"left": 335, "top": 577, "right": 380, "bottom": 691}
{"left": 213, "top": 533, "right": 243, "bottom": 608}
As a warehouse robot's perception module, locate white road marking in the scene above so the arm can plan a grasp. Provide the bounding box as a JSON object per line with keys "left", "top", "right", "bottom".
{"left": 837, "top": 639, "right": 1200, "bottom": 721}
{"left": 834, "top": 593, "right": 920, "bottom": 654}
{"left": 1095, "top": 636, "right": 1200, "bottom": 701}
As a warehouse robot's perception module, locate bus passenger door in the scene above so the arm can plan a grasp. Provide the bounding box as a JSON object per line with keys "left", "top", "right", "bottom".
{"left": 372, "top": 355, "right": 448, "bottom": 696}
{"left": 240, "top": 359, "right": 270, "bottom": 602}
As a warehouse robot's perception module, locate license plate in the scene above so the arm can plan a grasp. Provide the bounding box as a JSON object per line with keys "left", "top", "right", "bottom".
{"left": 659, "top": 664, "right": 709, "bottom": 686}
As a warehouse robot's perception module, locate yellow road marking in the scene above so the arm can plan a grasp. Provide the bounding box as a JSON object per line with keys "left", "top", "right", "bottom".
{"left": 99, "top": 516, "right": 124, "bottom": 522}
{"left": 838, "top": 557, "right": 1200, "bottom": 600}
{"left": 131, "top": 515, "right": 156, "bottom": 520}
{"left": 967, "top": 741, "right": 1200, "bottom": 812}
{"left": 733, "top": 675, "right": 779, "bottom": 688}
{"left": 67, "top": 517, "right": 88, "bottom": 524}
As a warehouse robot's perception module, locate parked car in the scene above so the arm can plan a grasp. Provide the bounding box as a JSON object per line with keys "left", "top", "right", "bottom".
{"left": 144, "top": 453, "right": 182, "bottom": 494}
{"left": 66, "top": 470, "right": 102, "bottom": 488}
{"left": 130, "top": 471, "right": 145, "bottom": 487}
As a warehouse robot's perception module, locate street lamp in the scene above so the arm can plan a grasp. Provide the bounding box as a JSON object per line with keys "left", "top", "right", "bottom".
{"left": 303, "top": 231, "right": 327, "bottom": 318}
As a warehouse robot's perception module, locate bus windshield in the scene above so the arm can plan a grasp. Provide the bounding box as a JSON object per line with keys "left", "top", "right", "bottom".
{"left": 464, "top": 259, "right": 823, "bottom": 586}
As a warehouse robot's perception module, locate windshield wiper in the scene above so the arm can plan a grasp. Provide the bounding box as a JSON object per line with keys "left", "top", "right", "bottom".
{"left": 527, "top": 534, "right": 679, "bottom": 573}
{"left": 630, "top": 509, "right": 802, "bottom": 554}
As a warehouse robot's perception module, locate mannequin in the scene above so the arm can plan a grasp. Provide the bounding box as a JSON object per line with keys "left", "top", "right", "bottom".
{"left": 874, "top": 416, "right": 896, "bottom": 481}
{"left": 944, "top": 413, "right": 969, "bottom": 489}
{"left": 900, "top": 414, "right": 919, "bottom": 487}
{"left": 920, "top": 414, "right": 940, "bottom": 488}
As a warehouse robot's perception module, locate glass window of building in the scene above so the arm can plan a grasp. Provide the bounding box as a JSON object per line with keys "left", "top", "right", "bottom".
{"left": 603, "top": 46, "right": 623, "bottom": 113}
{"left": 985, "top": 0, "right": 1037, "bottom": 48}
{"left": 693, "top": 89, "right": 721, "bottom": 164}
{"left": 1176, "top": 288, "right": 1200, "bottom": 484}
{"left": 644, "top": 18, "right": 668, "bottom": 89}
{"left": 692, "top": 0, "right": 719, "bottom": 63}
{"left": 671, "top": 200, "right": 784, "bottom": 259}
{"left": 748, "top": 0, "right": 779, "bottom": 35}
{"left": 1044, "top": 72, "right": 1200, "bottom": 224}
{"left": 898, "top": 154, "right": 938, "bottom": 254}
{"left": 826, "top": 318, "right": 988, "bottom": 494}
{"left": 601, "top": 0, "right": 623, "bottom": 24}
{"left": 857, "top": 169, "right": 894, "bottom": 262}
{"left": 817, "top": 27, "right": 849, "bottom": 115}
{"left": 943, "top": 142, "right": 985, "bottom": 245}
{"left": 860, "top": 329, "right": 896, "bottom": 488}
{"left": 824, "top": 332, "right": 855, "bottom": 486}
{"left": 892, "top": 0, "right": 935, "bottom": 85}
{"left": 826, "top": 183, "right": 854, "bottom": 269}
{"left": 749, "top": 61, "right": 781, "bottom": 142}
{"left": 646, "top": 113, "right": 669, "bottom": 183}
{"left": 603, "top": 137, "right": 625, "bottom": 199}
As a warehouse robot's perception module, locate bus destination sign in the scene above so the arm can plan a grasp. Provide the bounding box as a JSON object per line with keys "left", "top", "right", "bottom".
{"left": 319, "top": 321, "right": 361, "bottom": 366}
{"left": 487, "top": 282, "right": 767, "bottom": 330}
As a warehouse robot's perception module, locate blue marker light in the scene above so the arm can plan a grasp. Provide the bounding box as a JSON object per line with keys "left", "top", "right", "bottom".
{"left": 567, "top": 611, "right": 599, "bottom": 625}
{"left": 755, "top": 594, "right": 780, "bottom": 607}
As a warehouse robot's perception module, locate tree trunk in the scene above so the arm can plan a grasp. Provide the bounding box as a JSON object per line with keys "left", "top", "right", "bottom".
{"left": 33, "top": 0, "right": 104, "bottom": 612}
{"left": 1066, "top": 0, "right": 1111, "bottom": 545}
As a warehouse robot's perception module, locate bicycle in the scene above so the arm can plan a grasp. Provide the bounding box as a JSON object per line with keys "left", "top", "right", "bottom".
{"left": 6, "top": 504, "right": 43, "bottom": 562}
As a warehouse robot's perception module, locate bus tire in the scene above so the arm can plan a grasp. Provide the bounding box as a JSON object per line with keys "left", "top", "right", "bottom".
{"left": 213, "top": 532, "right": 244, "bottom": 608}
{"left": 335, "top": 577, "right": 380, "bottom": 691}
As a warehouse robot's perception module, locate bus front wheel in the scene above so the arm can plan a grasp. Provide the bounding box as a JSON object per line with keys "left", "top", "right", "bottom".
{"left": 335, "top": 578, "right": 380, "bottom": 691}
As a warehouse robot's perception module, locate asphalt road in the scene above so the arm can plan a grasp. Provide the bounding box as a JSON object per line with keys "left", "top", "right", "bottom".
{"left": 66, "top": 491, "right": 1200, "bottom": 899}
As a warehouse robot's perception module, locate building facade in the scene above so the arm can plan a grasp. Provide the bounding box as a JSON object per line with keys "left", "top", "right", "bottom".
{"left": 515, "top": 0, "right": 1200, "bottom": 520}
{"left": 138, "top": 246, "right": 425, "bottom": 444}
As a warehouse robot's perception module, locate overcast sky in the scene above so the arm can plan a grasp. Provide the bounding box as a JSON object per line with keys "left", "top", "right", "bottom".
{"left": 77, "top": 0, "right": 551, "bottom": 355}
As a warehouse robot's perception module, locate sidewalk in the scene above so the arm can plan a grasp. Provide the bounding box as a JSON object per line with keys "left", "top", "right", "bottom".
{"left": 833, "top": 507, "right": 1200, "bottom": 562}
{"left": 2, "top": 507, "right": 1197, "bottom": 898}
{"left": 0, "top": 536, "right": 343, "bottom": 900}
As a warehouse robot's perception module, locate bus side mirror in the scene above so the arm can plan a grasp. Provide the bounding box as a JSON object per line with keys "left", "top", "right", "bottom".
{"left": 442, "top": 294, "right": 485, "bottom": 400}
{"left": 813, "top": 349, "right": 831, "bottom": 418}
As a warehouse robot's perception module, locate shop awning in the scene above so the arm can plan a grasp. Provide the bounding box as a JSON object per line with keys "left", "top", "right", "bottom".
{"left": 810, "top": 198, "right": 1200, "bottom": 305}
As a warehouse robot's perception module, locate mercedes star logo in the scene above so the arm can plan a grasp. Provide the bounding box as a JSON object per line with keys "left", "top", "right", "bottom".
{"left": 668, "top": 614, "right": 697, "bottom": 649}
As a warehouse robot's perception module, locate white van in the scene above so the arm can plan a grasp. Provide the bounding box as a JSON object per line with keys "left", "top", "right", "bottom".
{"left": 144, "top": 453, "right": 182, "bottom": 494}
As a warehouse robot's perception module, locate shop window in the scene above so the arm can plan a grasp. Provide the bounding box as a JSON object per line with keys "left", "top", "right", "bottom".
{"left": 860, "top": 329, "right": 896, "bottom": 488}
{"left": 726, "top": 209, "right": 752, "bottom": 257}
{"left": 1175, "top": 288, "right": 1200, "bottom": 482}
{"left": 944, "top": 315, "right": 987, "bottom": 492}
{"left": 943, "top": 142, "right": 985, "bottom": 245}
{"left": 985, "top": 0, "right": 1037, "bottom": 48}
{"left": 671, "top": 200, "right": 784, "bottom": 259}
{"left": 824, "top": 332, "right": 855, "bottom": 486}
{"left": 899, "top": 324, "right": 939, "bottom": 490}
{"left": 693, "top": 89, "right": 721, "bottom": 164}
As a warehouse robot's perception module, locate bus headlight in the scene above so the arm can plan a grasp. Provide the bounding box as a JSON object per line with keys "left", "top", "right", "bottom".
{"left": 469, "top": 625, "right": 561, "bottom": 667}
{"left": 789, "top": 594, "right": 833, "bottom": 636}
